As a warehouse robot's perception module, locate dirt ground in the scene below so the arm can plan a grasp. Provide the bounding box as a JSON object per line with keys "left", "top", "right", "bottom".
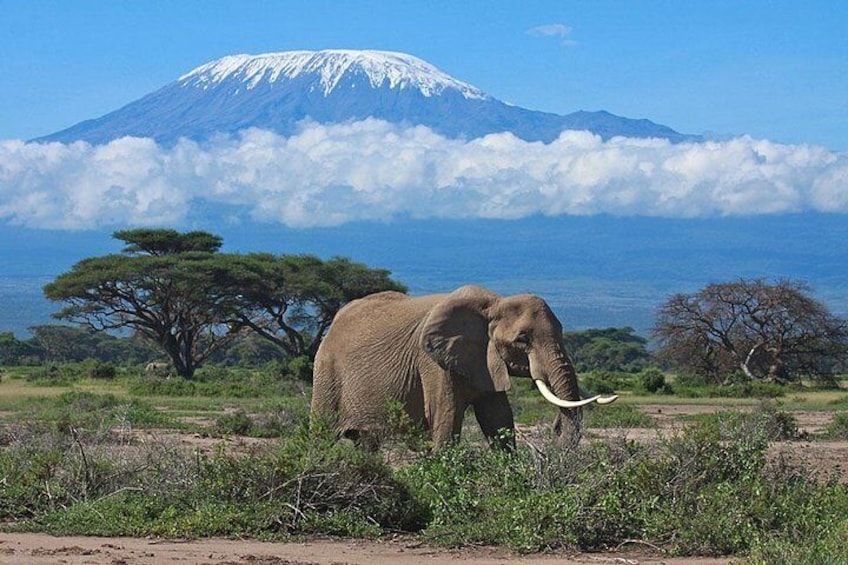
{"left": 3, "top": 403, "right": 846, "bottom": 565}
{"left": 0, "top": 533, "right": 733, "bottom": 565}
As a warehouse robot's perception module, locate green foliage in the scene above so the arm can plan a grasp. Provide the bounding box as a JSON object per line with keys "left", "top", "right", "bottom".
{"left": 686, "top": 402, "right": 802, "bottom": 442}
{"left": 0, "top": 331, "right": 40, "bottom": 365}
{"left": 3, "top": 421, "right": 427, "bottom": 538}
{"left": 127, "top": 363, "right": 309, "bottom": 398}
{"left": 744, "top": 517, "right": 848, "bottom": 564}
{"left": 583, "top": 403, "right": 654, "bottom": 429}
{"left": 114, "top": 228, "right": 223, "bottom": 255}
{"left": 3, "top": 408, "right": 848, "bottom": 559}
{"left": 43, "top": 229, "right": 405, "bottom": 377}
{"left": 824, "top": 412, "right": 848, "bottom": 440}
{"left": 1, "top": 326, "right": 160, "bottom": 366}
{"left": 215, "top": 410, "right": 254, "bottom": 436}
{"left": 384, "top": 400, "right": 431, "bottom": 452}
{"left": 25, "top": 363, "right": 84, "bottom": 386}
{"left": 399, "top": 405, "right": 848, "bottom": 556}
{"left": 639, "top": 366, "right": 672, "bottom": 394}
{"left": 563, "top": 327, "right": 650, "bottom": 373}
{"left": 228, "top": 253, "right": 406, "bottom": 360}
{"left": 675, "top": 380, "right": 787, "bottom": 399}
{"left": 579, "top": 370, "right": 639, "bottom": 394}
{"left": 22, "top": 360, "right": 127, "bottom": 386}
{"left": 210, "top": 333, "right": 287, "bottom": 366}
{"left": 283, "top": 355, "right": 314, "bottom": 382}
{"left": 88, "top": 360, "right": 117, "bottom": 380}
{"left": 19, "top": 391, "right": 174, "bottom": 430}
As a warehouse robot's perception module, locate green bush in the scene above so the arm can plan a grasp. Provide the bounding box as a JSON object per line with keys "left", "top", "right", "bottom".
{"left": 89, "top": 360, "right": 117, "bottom": 380}
{"left": 215, "top": 410, "right": 254, "bottom": 436}
{"left": 639, "top": 366, "right": 672, "bottom": 394}
{"left": 579, "top": 372, "right": 618, "bottom": 395}
{"left": 25, "top": 363, "right": 84, "bottom": 386}
{"left": 584, "top": 403, "right": 654, "bottom": 429}
{"left": 687, "top": 402, "right": 801, "bottom": 442}
{"left": 4, "top": 404, "right": 848, "bottom": 560}
{"left": 675, "top": 380, "right": 787, "bottom": 399}
{"left": 824, "top": 413, "right": 848, "bottom": 440}
{"left": 12, "top": 391, "right": 173, "bottom": 432}
{"left": 744, "top": 517, "right": 848, "bottom": 564}
{"left": 285, "top": 355, "right": 314, "bottom": 382}
{"left": 127, "top": 365, "right": 308, "bottom": 398}
{"left": 3, "top": 423, "right": 427, "bottom": 538}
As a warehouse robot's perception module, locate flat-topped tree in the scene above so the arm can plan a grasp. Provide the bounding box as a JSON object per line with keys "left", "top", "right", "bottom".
{"left": 114, "top": 229, "right": 223, "bottom": 256}
{"left": 43, "top": 229, "right": 242, "bottom": 379}
{"left": 43, "top": 229, "right": 408, "bottom": 377}
{"left": 228, "top": 254, "right": 407, "bottom": 360}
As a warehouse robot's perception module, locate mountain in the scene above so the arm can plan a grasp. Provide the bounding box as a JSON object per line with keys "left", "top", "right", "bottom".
{"left": 37, "top": 50, "right": 698, "bottom": 145}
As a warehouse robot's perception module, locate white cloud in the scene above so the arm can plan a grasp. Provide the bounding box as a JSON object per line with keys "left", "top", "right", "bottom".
{"left": 527, "top": 23, "right": 578, "bottom": 46}
{"left": 0, "top": 120, "right": 846, "bottom": 229}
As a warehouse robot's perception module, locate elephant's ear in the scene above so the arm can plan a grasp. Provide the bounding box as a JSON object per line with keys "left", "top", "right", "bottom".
{"left": 420, "top": 286, "right": 511, "bottom": 392}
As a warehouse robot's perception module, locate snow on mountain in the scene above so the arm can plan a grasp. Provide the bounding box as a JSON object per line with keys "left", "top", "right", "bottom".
{"left": 179, "top": 50, "right": 490, "bottom": 100}
{"left": 36, "top": 49, "right": 698, "bottom": 145}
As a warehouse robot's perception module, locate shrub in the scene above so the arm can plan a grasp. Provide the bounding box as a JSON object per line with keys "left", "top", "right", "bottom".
{"left": 4, "top": 401, "right": 848, "bottom": 559}
{"left": 687, "top": 402, "right": 801, "bottom": 442}
{"left": 580, "top": 371, "right": 640, "bottom": 394}
{"left": 584, "top": 404, "right": 654, "bottom": 429}
{"left": 579, "top": 372, "right": 618, "bottom": 395}
{"left": 127, "top": 365, "right": 308, "bottom": 398}
{"left": 824, "top": 413, "right": 848, "bottom": 440}
{"left": 25, "top": 363, "right": 83, "bottom": 386}
{"left": 675, "top": 380, "right": 787, "bottom": 399}
{"left": 3, "top": 422, "right": 427, "bottom": 538}
{"left": 88, "top": 361, "right": 117, "bottom": 380}
{"left": 215, "top": 410, "right": 254, "bottom": 436}
{"left": 639, "top": 366, "right": 671, "bottom": 394}
{"left": 285, "top": 355, "right": 314, "bottom": 382}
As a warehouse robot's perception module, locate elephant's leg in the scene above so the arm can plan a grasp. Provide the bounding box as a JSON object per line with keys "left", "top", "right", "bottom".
{"left": 472, "top": 392, "right": 516, "bottom": 450}
{"left": 428, "top": 402, "right": 464, "bottom": 447}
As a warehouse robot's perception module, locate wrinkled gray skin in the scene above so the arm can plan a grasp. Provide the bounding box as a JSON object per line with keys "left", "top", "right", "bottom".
{"left": 311, "top": 285, "right": 588, "bottom": 449}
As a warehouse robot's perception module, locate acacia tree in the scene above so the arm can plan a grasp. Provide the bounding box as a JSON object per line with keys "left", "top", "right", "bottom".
{"left": 227, "top": 254, "right": 406, "bottom": 359}
{"left": 562, "top": 327, "right": 650, "bottom": 373}
{"left": 43, "top": 229, "right": 407, "bottom": 376}
{"left": 653, "top": 279, "right": 848, "bottom": 384}
{"left": 43, "top": 230, "right": 245, "bottom": 379}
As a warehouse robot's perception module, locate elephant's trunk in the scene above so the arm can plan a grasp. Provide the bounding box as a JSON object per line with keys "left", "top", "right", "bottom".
{"left": 529, "top": 345, "right": 587, "bottom": 407}
{"left": 528, "top": 342, "right": 616, "bottom": 447}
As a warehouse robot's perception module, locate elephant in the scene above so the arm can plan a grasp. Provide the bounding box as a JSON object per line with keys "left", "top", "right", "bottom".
{"left": 311, "top": 285, "right": 617, "bottom": 449}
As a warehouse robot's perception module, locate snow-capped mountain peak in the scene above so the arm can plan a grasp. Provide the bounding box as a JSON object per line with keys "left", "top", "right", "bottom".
{"left": 178, "top": 49, "right": 491, "bottom": 100}
{"left": 36, "top": 48, "right": 698, "bottom": 146}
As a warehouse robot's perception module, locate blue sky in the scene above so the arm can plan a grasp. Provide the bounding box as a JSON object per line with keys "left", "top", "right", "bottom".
{"left": 2, "top": 0, "right": 846, "bottom": 150}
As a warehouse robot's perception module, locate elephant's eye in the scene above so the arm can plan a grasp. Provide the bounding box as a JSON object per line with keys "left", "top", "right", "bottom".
{"left": 514, "top": 332, "right": 531, "bottom": 346}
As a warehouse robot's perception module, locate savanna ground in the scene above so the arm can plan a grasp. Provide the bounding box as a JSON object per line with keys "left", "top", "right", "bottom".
{"left": 1, "top": 365, "right": 847, "bottom": 564}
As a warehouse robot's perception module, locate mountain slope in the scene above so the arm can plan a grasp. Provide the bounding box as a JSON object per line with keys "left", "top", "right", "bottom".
{"left": 37, "top": 49, "right": 698, "bottom": 145}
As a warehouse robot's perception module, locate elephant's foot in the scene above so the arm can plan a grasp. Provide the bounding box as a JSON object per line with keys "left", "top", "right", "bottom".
{"left": 342, "top": 428, "right": 380, "bottom": 452}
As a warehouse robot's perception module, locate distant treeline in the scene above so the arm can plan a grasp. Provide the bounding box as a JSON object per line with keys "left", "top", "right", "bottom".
{"left": 0, "top": 325, "right": 284, "bottom": 368}
{"left": 0, "top": 324, "right": 651, "bottom": 376}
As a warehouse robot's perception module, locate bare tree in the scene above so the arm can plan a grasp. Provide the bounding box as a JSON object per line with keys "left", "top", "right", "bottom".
{"left": 653, "top": 279, "right": 848, "bottom": 385}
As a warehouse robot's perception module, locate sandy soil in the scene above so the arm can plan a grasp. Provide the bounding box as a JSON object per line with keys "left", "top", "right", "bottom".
{"left": 4, "top": 403, "right": 846, "bottom": 564}
{"left": 0, "top": 533, "right": 733, "bottom": 565}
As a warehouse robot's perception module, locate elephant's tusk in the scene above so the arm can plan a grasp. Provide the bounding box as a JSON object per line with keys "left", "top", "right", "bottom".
{"left": 534, "top": 380, "right": 602, "bottom": 409}
{"left": 595, "top": 395, "right": 619, "bottom": 405}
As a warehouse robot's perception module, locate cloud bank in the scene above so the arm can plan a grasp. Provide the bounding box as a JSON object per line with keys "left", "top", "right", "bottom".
{"left": 1, "top": 120, "right": 846, "bottom": 230}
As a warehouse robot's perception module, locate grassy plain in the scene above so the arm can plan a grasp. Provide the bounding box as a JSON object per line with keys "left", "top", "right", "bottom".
{"left": 1, "top": 364, "right": 847, "bottom": 563}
